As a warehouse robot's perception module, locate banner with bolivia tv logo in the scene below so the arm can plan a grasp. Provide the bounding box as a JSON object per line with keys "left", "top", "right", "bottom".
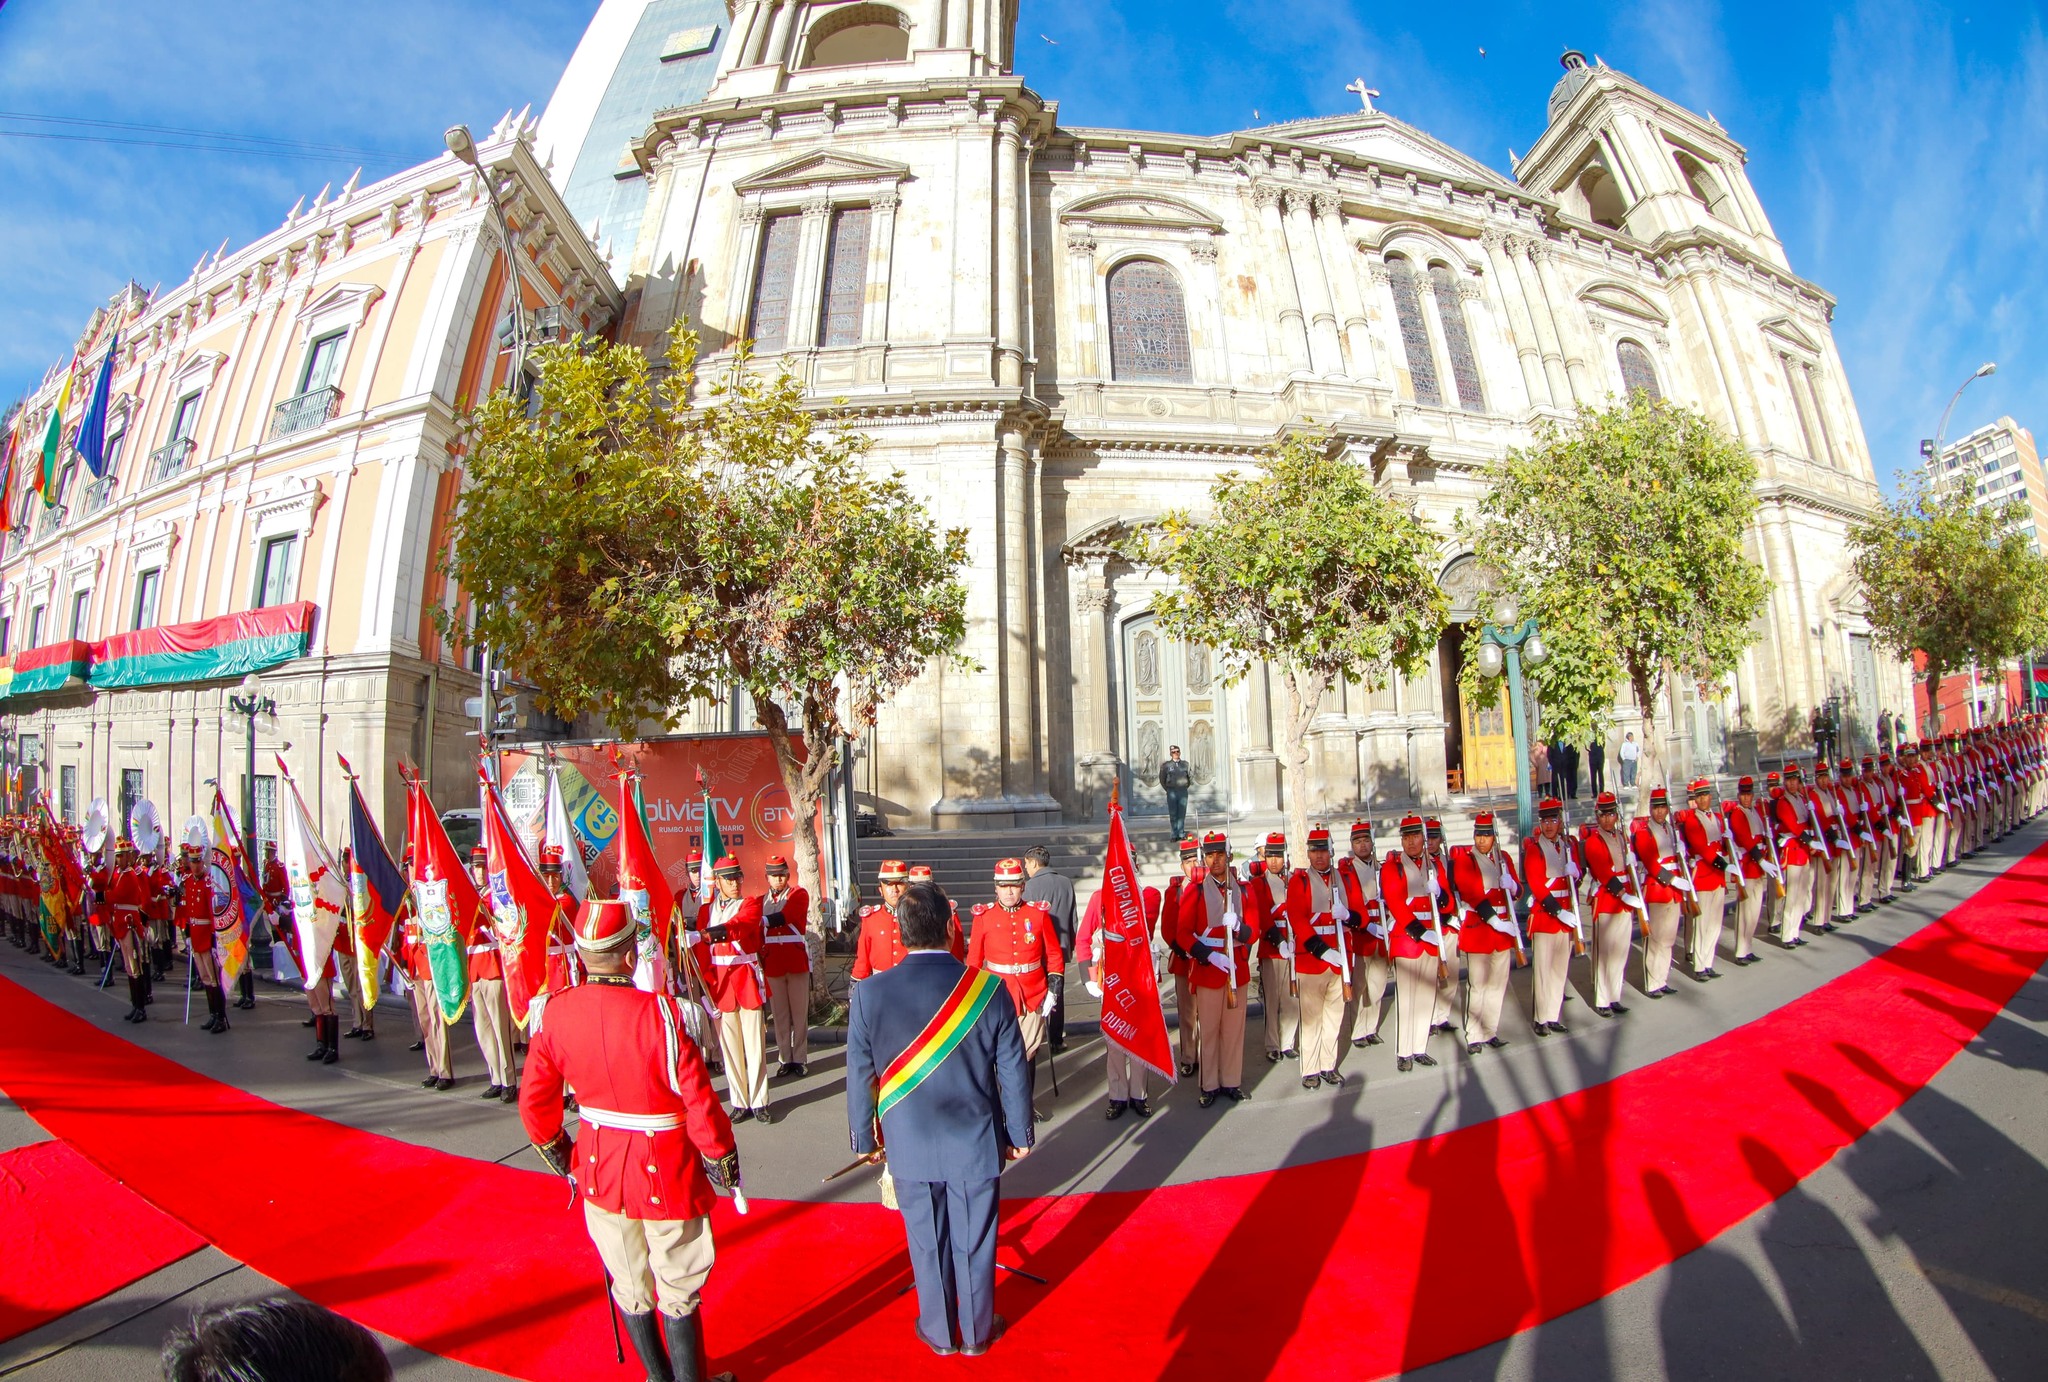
{"left": 90, "top": 602, "right": 316, "bottom": 689}
{"left": 499, "top": 733, "right": 810, "bottom": 901}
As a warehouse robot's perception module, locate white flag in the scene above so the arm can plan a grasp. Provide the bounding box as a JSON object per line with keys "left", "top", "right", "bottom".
{"left": 277, "top": 757, "right": 348, "bottom": 992}
{"left": 544, "top": 765, "right": 590, "bottom": 903}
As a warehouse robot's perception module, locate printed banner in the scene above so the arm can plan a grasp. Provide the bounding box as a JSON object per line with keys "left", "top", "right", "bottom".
{"left": 1096, "top": 803, "right": 1176, "bottom": 1085}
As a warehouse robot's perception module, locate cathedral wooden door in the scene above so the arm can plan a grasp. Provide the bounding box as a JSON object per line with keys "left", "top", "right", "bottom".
{"left": 1122, "top": 615, "right": 1231, "bottom": 821}
{"left": 1461, "top": 685, "right": 1516, "bottom": 792}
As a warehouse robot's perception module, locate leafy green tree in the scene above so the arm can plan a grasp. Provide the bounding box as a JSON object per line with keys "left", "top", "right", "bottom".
{"left": 445, "top": 330, "right": 969, "bottom": 904}
{"left": 1462, "top": 395, "right": 1770, "bottom": 788}
{"left": 1130, "top": 433, "right": 1447, "bottom": 848}
{"left": 1850, "top": 476, "right": 2048, "bottom": 736}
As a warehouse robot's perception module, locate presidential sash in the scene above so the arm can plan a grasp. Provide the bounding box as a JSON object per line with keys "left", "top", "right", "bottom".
{"left": 876, "top": 968, "right": 1002, "bottom": 1118}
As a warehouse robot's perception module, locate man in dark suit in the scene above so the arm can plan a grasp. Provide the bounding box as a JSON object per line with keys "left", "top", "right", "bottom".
{"left": 846, "top": 883, "right": 1034, "bottom": 1358}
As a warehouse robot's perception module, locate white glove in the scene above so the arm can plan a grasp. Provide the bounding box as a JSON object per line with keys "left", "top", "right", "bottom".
{"left": 1221, "top": 909, "right": 1239, "bottom": 930}
{"left": 1275, "top": 940, "right": 1294, "bottom": 960}
{"left": 701, "top": 999, "right": 721, "bottom": 1026}
{"left": 1084, "top": 979, "right": 1103, "bottom": 1000}
{"left": 1040, "top": 991, "right": 1058, "bottom": 1018}
{"left": 1204, "top": 950, "right": 1234, "bottom": 976}
{"left": 1331, "top": 894, "right": 1351, "bottom": 924}
{"left": 1675, "top": 878, "right": 1697, "bottom": 894}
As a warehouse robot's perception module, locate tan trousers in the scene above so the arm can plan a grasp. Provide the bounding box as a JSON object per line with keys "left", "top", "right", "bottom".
{"left": 1912, "top": 819, "right": 1937, "bottom": 878}
{"left": 1781, "top": 863, "right": 1814, "bottom": 942}
{"left": 340, "top": 953, "right": 370, "bottom": 1030}
{"left": 1592, "top": 914, "right": 1631, "bottom": 1008}
{"left": 1876, "top": 840, "right": 1900, "bottom": 899}
{"left": 471, "top": 979, "right": 516, "bottom": 1086}
{"left": 585, "top": 1201, "right": 716, "bottom": 1318}
{"left": 1192, "top": 984, "right": 1247, "bottom": 1092}
{"left": 1732, "top": 881, "right": 1765, "bottom": 959}
{"left": 1643, "top": 902, "right": 1682, "bottom": 992}
{"left": 1173, "top": 971, "right": 1199, "bottom": 1068}
{"left": 1830, "top": 854, "right": 1857, "bottom": 919}
{"left": 1105, "top": 1046, "right": 1145, "bottom": 1102}
{"left": 1296, "top": 970, "right": 1343, "bottom": 1076}
{"left": 1017, "top": 1008, "right": 1048, "bottom": 1062}
{"left": 1432, "top": 930, "right": 1462, "bottom": 1027}
{"left": 410, "top": 972, "right": 451, "bottom": 1079}
{"left": 1464, "top": 950, "right": 1512, "bottom": 1044}
{"left": 765, "top": 971, "right": 810, "bottom": 1065}
{"left": 308, "top": 976, "right": 335, "bottom": 1016}
{"left": 1392, "top": 954, "right": 1438, "bottom": 1058}
{"left": 1349, "top": 953, "right": 1391, "bottom": 1043}
{"left": 1690, "top": 887, "right": 1727, "bottom": 972}
{"left": 1530, "top": 931, "right": 1572, "bottom": 1025}
{"left": 717, "top": 1005, "right": 769, "bottom": 1111}
{"left": 1259, "top": 956, "right": 1298, "bottom": 1055}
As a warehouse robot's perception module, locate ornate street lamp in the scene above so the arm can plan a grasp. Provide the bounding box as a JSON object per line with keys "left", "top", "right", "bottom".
{"left": 227, "top": 672, "right": 276, "bottom": 853}
{"left": 1475, "top": 593, "right": 1550, "bottom": 841}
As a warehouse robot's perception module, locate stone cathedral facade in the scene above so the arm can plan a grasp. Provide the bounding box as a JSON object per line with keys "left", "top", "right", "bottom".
{"left": 562, "top": 2, "right": 1904, "bottom": 831}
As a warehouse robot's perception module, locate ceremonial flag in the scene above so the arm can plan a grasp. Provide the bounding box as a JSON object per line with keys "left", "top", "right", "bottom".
{"left": 0, "top": 414, "right": 20, "bottom": 533}
{"left": 1094, "top": 791, "right": 1177, "bottom": 1085}
{"left": 480, "top": 766, "right": 560, "bottom": 1028}
{"left": 276, "top": 755, "right": 346, "bottom": 993}
{"left": 205, "top": 784, "right": 262, "bottom": 987}
{"left": 74, "top": 332, "right": 118, "bottom": 479}
{"left": 339, "top": 753, "right": 407, "bottom": 1008}
{"left": 696, "top": 767, "right": 722, "bottom": 904}
{"left": 613, "top": 767, "right": 677, "bottom": 953}
{"left": 544, "top": 761, "right": 589, "bottom": 903}
{"left": 405, "top": 772, "right": 480, "bottom": 1024}
{"left": 36, "top": 358, "right": 75, "bottom": 503}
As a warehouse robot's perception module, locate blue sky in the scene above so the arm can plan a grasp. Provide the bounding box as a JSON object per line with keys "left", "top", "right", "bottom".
{"left": 2, "top": 0, "right": 2039, "bottom": 484}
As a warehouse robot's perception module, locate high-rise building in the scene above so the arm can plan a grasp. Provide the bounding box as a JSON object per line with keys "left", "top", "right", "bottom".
{"left": 1927, "top": 417, "right": 2047, "bottom": 551}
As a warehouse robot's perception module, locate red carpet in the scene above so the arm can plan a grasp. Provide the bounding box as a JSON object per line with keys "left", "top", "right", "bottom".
{"left": 2, "top": 846, "right": 2046, "bottom": 1380}
{"left": 0, "top": 1138, "right": 205, "bottom": 1342}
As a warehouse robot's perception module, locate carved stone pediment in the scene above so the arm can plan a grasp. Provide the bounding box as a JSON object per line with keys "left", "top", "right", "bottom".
{"left": 1058, "top": 192, "right": 1225, "bottom": 234}
{"left": 1579, "top": 280, "right": 1668, "bottom": 325}
{"left": 733, "top": 151, "right": 910, "bottom": 195}
{"left": 1758, "top": 315, "right": 1824, "bottom": 356}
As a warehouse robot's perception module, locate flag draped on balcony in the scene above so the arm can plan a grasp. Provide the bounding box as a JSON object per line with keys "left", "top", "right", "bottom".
{"left": 74, "top": 332, "right": 119, "bottom": 479}
{"left": 36, "top": 358, "right": 75, "bottom": 504}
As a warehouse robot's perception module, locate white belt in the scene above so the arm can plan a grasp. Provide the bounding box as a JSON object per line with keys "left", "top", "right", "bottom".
{"left": 984, "top": 960, "right": 1037, "bottom": 976}
{"left": 115, "top": 904, "right": 140, "bottom": 914}
{"left": 466, "top": 945, "right": 496, "bottom": 956}
{"left": 710, "top": 954, "right": 759, "bottom": 967}
{"left": 1312, "top": 922, "right": 1338, "bottom": 937}
{"left": 576, "top": 1105, "right": 682, "bottom": 1134}
{"left": 766, "top": 934, "right": 807, "bottom": 945}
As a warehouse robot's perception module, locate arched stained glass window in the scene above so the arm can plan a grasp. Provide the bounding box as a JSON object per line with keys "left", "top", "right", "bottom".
{"left": 1429, "top": 263, "right": 1485, "bottom": 413}
{"left": 1618, "top": 339, "right": 1662, "bottom": 401}
{"left": 1107, "top": 260, "right": 1193, "bottom": 383}
{"left": 1386, "top": 255, "right": 1442, "bottom": 407}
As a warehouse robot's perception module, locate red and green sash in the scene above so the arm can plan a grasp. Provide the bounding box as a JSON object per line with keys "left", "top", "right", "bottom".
{"left": 877, "top": 968, "right": 1002, "bottom": 1118}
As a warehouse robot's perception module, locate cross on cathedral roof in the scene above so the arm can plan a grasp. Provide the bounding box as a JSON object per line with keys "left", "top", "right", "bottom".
{"left": 1346, "top": 79, "right": 1380, "bottom": 113}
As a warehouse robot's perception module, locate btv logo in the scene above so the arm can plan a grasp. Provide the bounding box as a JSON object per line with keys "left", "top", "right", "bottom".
{"left": 752, "top": 784, "right": 797, "bottom": 843}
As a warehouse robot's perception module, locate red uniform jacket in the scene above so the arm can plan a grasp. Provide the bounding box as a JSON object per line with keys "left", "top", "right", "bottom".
{"left": 1676, "top": 807, "right": 1737, "bottom": 893}
{"left": 175, "top": 868, "right": 214, "bottom": 952}
{"left": 517, "top": 976, "right": 737, "bottom": 1221}
{"left": 1582, "top": 825, "right": 1639, "bottom": 918}
{"left": 107, "top": 868, "right": 148, "bottom": 941}
{"left": 1769, "top": 790, "right": 1817, "bottom": 868}
{"left": 261, "top": 859, "right": 289, "bottom": 912}
{"left": 967, "top": 901, "right": 1063, "bottom": 1011}
{"left": 1284, "top": 866, "right": 1351, "bottom": 975}
{"left": 466, "top": 889, "right": 502, "bottom": 984}
{"left": 1174, "top": 873, "right": 1254, "bottom": 988}
{"left": 1450, "top": 846, "right": 1520, "bottom": 954}
{"left": 1521, "top": 834, "right": 1580, "bottom": 935}
{"left": 1335, "top": 854, "right": 1386, "bottom": 958}
{"left": 1721, "top": 801, "right": 1770, "bottom": 881}
{"left": 1160, "top": 875, "right": 1194, "bottom": 977}
{"left": 1377, "top": 851, "right": 1449, "bottom": 960}
{"left": 1631, "top": 818, "right": 1685, "bottom": 905}
{"left": 692, "top": 895, "right": 766, "bottom": 1012}
{"left": 399, "top": 914, "right": 434, "bottom": 983}
{"left": 759, "top": 886, "right": 811, "bottom": 978}
{"left": 850, "top": 903, "right": 964, "bottom": 980}
{"left": 145, "top": 865, "right": 175, "bottom": 924}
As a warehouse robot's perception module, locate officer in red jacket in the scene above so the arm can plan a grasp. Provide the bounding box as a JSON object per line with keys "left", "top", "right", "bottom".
{"left": 520, "top": 898, "right": 740, "bottom": 1382}
{"left": 758, "top": 855, "right": 812, "bottom": 1079}
{"left": 967, "top": 859, "right": 1064, "bottom": 1062}
{"left": 1720, "top": 776, "right": 1773, "bottom": 965}
{"left": 694, "top": 857, "right": 770, "bottom": 1123}
{"left": 1450, "top": 812, "right": 1522, "bottom": 1055}
{"left": 1338, "top": 820, "right": 1390, "bottom": 1050}
{"left": 1159, "top": 836, "right": 1203, "bottom": 1078}
{"left": 1521, "top": 798, "right": 1582, "bottom": 1034}
{"left": 1378, "top": 816, "right": 1449, "bottom": 1071}
{"left": 108, "top": 842, "right": 151, "bottom": 1023}
{"left": 1285, "top": 825, "right": 1352, "bottom": 1089}
{"left": 1676, "top": 778, "right": 1737, "bottom": 979}
{"left": 1581, "top": 793, "right": 1641, "bottom": 1016}
{"left": 466, "top": 846, "right": 517, "bottom": 1101}
{"left": 1174, "top": 831, "right": 1254, "bottom": 1106}
{"left": 853, "top": 860, "right": 964, "bottom": 979}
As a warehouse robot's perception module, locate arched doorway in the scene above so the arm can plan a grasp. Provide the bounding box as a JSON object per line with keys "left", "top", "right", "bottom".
{"left": 1437, "top": 556, "right": 1517, "bottom": 793}
{"left": 1120, "top": 612, "right": 1231, "bottom": 822}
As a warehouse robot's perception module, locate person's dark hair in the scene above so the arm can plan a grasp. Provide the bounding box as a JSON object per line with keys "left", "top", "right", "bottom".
{"left": 1022, "top": 846, "right": 1051, "bottom": 867}
{"left": 898, "top": 883, "right": 954, "bottom": 950}
{"left": 163, "top": 1297, "right": 392, "bottom": 1382}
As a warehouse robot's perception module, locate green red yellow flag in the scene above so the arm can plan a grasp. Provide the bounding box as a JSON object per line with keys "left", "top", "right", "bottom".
{"left": 36, "top": 359, "right": 75, "bottom": 504}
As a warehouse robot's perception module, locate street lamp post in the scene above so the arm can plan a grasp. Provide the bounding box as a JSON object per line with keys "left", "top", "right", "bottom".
{"left": 1924, "top": 361, "right": 1997, "bottom": 738}
{"left": 1474, "top": 593, "right": 1551, "bottom": 843}
{"left": 227, "top": 672, "right": 276, "bottom": 963}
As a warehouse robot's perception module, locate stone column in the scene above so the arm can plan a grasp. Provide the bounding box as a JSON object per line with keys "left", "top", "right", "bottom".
{"left": 763, "top": 1, "right": 798, "bottom": 68}
{"left": 729, "top": 2, "right": 766, "bottom": 66}
{"left": 945, "top": 0, "right": 971, "bottom": 47}
{"left": 1072, "top": 568, "right": 1119, "bottom": 819}
{"left": 1066, "top": 229, "right": 1100, "bottom": 378}
{"left": 998, "top": 425, "right": 1043, "bottom": 808}
{"left": 1480, "top": 228, "right": 1550, "bottom": 407}
{"left": 861, "top": 190, "right": 900, "bottom": 345}
{"left": 1313, "top": 195, "right": 1374, "bottom": 382}
{"left": 1529, "top": 241, "right": 1594, "bottom": 400}
{"left": 786, "top": 194, "right": 833, "bottom": 353}
{"left": 1240, "top": 661, "right": 1282, "bottom": 812}
{"left": 1285, "top": 190, "right": 1344, "bottom": 377}
{"left": 1251, "top": 183, "right": 1311, "bottom": 373}
{"left": 1508, "top": 236, "right": 1573, "bottom": 405}
{"left": 994, "top": 120, "right": 1024, "bottom": 387}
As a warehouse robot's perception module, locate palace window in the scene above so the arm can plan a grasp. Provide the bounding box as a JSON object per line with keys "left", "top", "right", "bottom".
{"left": 746, "top": 213, "right": 803, "bottom": 351}
{"left": 1429, "top": 263, "right": 1485, "bottom": 412}
{"left": 254, "top": 534, "right": 297, "bottom": 609}
{"left": 1780, "top": 355, "right": 1835, "bottom": 466}
{"left": 27, "top": 605, "right": 45, "bottom": 648}
{"left": 1386, "top": 256, "right": 1442, "bottom": 407}
{"left": 1106, "top": 259, "right": 1193, "bottom": 384}
{"left": 132, "top": 567, "right": 162, "bottom": 631}
{"left": 1617, "top": 340, "right": 1662, "bottom": 400}
{"left": 300, "top": 330, "right": 346, "bottom": 393}
{"left": 817, "top": 207, "right": 872, "bottom": 347}
{"left": 67, "top": 588, "right": 90, "bottom": 640}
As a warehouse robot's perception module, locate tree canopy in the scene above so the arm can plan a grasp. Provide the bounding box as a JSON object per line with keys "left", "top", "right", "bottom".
{"left": 1849, "top": 475, "right": 2048, "bottom": 735}
{"left": 1462, "top": 394, "right": 1771, "bottom": 783}
{"left": 444, "top": 330, "right": 969, "bottom": 902}
{"left": 1131, "top": 433, "right": 1446, "bottom": 848}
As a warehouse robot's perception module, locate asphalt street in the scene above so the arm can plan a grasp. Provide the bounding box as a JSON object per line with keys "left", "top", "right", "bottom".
{"left": 1, "top": 827, "right": 2043, "bottom": 1379}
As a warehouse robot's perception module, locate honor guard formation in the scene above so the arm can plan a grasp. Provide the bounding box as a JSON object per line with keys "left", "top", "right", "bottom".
{"left": 3, "top": 721, "right": 2042, "bottom": 1378}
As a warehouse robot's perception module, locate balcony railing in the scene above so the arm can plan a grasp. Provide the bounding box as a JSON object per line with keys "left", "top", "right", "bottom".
{"left": 147, "top": 437, "right": 195, "bottom": 488}
{"left": 268, "top": 386, "right": 341, "bottom": 441}
{"left": 4, "top": 528, "right": 24, "bottom": 560}
{"left": 33, "top": 503, "right": 67, "bottom": 540}
{"left": 77, "top": 476, "right": 116, "bottom": 518}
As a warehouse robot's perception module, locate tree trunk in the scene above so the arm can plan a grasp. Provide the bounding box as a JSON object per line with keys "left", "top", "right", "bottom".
{"left": 1923, "top": 661, "right": 1945, "bottom": 740}
{"left": 1633, "top": 669, "right": 1663, "bottom": 806}
{"left": 1282, "top": 666, "right": 1327, "bottom": 857}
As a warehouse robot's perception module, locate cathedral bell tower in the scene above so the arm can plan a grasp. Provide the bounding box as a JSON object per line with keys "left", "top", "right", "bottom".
{"left": 1518, "top": 50, "right": 1788, "bottom": 270}
{"left": 709, "top": 0, "right": 1017, "bottom": 99}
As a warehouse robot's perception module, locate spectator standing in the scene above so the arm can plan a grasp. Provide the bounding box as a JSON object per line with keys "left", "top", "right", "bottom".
{"left": 1556, "top": 741, "right": 1582, "bottom": 800}
{"left": 1587, "top": 740, "right": 1607, "bottom": 796}
{"left": 1158, "top": 746, "right": 1193, "bottom": 841}
{"left": 1878, "top": 709, "right": 1896, "bottom": 754}
{"left": 1020, "top": 847, "right": 1076, "bottom": 1053}
{"left": 1531, "top": 742, "right": 1553, "bottom": 795}
{"left": 1619, "top": 732, "right": 1641, "bottom": 789}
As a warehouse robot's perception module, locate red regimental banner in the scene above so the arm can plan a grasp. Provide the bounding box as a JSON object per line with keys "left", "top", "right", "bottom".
{"left": 1097, "top": 804, "right": 1176, "bottom": 1085}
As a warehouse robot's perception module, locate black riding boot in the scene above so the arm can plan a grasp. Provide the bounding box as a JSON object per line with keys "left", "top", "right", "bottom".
{"left": 211, "top": 986, "right": 231, "bottom": 1033}
{"left": 663, "top": 1311, "right": 733, "bottom": 1382}
{"left": 322, "top": 1015, "right": 339, "bottom": 1064}
{"left": 620, "top": 1310, "right": 673, "bottom": 1382}
{"left": 308, "top": 1014, "right": 331, "bottom": 1060}
{"left": 127, "top": 975, "right": 147, "bottom": 1022}
{"left": 237, "top": 969, "right": 256, "bottom": 1009}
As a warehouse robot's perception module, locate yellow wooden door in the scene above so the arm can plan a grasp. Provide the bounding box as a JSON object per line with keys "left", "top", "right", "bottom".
{"left": 1462, "top": 687, "right": 1517, "bottom": 792}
